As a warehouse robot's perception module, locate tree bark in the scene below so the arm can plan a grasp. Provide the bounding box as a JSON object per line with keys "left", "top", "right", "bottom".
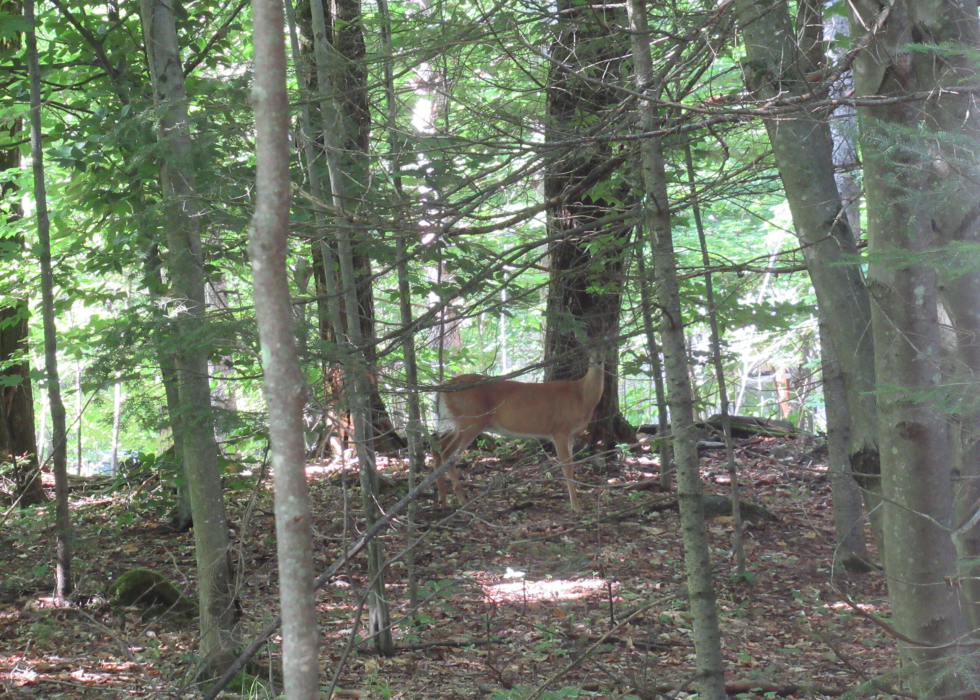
{"left": 140, "top": 0, "right": 238, "bottom": 676}
{"left": 26, "top": 0, "right": 71, "bottom": 599}
{"left": 818, "top": 318, "right": 870, "bottom": 572}
{"left": 734, "top": 0, "right": 884, "bottom": 554}
{"left": 906, "top": 1, "right": 980, "bottom": 634}
{"left": 0, "top": 305, "right": 45, "bottom": 505}
{"left": 144, "top": 247, "right": 192, "bottom": 530}
{"left": 850, "top": 0, "right": 973, "bottom": 686}
{"left": 302, "top": 0, "right": 403, "bottom": 455}
{"left": 543, "top": 0, "right": 635, "bottom": 450}
{"left": 627, "top": 2, "right": 726, "bottom": 698}
{"left": 0, "top": 0, "right": 45, "bottom": 507}
{"left": 250, "top": 0, "right": 319, "bottom": 693}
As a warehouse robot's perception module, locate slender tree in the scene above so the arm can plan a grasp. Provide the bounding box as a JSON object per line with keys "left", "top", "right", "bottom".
{"left": 140, "top": 0, "right": 238, "bottom": 676}
{"left": 634, "top": 243, "right": 672, "bottom": 491}
{"left": 686, "top": 141, "right": 745, "bottom": 575}
{"left": 250, "top": 0, "right": 318, "bottom": 693}
{"left": 309, "top": 0, "right": 394, "bottom": 654}
{"left": 627, "top": 1, "right": 726, "bottom": 697}
{"left": 25, "top": 0, "right": 71, "bottom": 599}
{"left": 377, "top": 0, "right": 426, "bottom": 605}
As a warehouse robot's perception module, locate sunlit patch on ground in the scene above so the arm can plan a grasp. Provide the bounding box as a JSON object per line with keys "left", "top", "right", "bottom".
{"left": 482, "top": 577, "right": 614, "bottom": 603}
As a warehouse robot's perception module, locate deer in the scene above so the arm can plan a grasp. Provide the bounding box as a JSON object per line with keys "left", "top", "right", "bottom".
{"left": 431, "top": 359, "right": 605, "bottom": 512}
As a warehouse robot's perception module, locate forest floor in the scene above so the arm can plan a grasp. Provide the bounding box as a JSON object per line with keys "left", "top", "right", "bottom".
{"left": 0, "top": 431, "right": 896, "bottom": 699}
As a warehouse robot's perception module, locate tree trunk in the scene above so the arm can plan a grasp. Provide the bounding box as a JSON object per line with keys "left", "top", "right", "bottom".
{"left": 0, "top": 304, "right": 45, "bottom": 505}
{"left": 0, "top": 1, "right": 45, "bottom": 507}
{"left": 635, "top": 242, "right": 673, "bottom": 491}
{"left": 377, "top": 0, "right": 425, "bottom": 606}
{"left": 627, "top": 2, "right": 726, "bottom": 698}
{"left": 250, "top": 0, "right": 319, "bottom": 693}
{"left": 735, "top": 0, "right": 884, "bottom": 555}
{"left": 818, "top": 318, "right": 870, "bottom": 572}
{"left": 687, "top": 142, "right": 745, "bottom": 575}
{"left": 822, "top": 10, "right": 861, "bottom": 235}
{"left": 140, "top": 0, "right": 238, "bottom": 676}
{"left": 110, "top": 381, "right": 122, "bottom": 475}
{"left": 543, "top": 0, "right": 635, "bottom": 450}
{"left": 302, "top": 0, "right": 403, "bottom": 455}
{"left": 850, "top": 0, "right": 973, "bottom": 687}
{"left": 26, "top": 0, "right": 71, "bottom": 599}
{"left": 906, "top": 1, "right": 980, "bottom": 633}
{"left": 144, "top": 247, "right": 192, "bottom": 530}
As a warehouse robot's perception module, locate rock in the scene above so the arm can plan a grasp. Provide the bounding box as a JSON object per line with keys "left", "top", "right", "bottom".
{"left": 108, "top": 568, "right": 196, "bottom": 615}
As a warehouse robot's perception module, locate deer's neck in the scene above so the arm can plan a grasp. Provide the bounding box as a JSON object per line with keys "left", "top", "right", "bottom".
{"left": 582, "top": 364, "right": 605, "bottom": 406}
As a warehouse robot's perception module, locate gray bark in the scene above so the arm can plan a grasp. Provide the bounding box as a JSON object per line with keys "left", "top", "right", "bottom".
{"left": 910, "top": 0, "right": 980, "bottom": 633}
{"left": 735, "top": 0, "right": 884, "bottom": 554}
{"left": 850, "top": 0, "right": 973, "bottom": 686}
{"left": 144, "top": 247, "right": 192, "bottom": 530}
{"left": 140, "top": 0, "right": 237, "bottom": 676}
{"left": 822, "top": 11, "right": 861, "bottom": 235}
{"left": 818, "top": 318, "right": 870, "bottom": 572}
{"left": 627, "top": 2, "right": 726, "bottom": 698}
{"left": 250, "top": 0, "right": 319, "bottom": 694}
{"left": 26, "top": 0, "right": 71, "bottom": 598}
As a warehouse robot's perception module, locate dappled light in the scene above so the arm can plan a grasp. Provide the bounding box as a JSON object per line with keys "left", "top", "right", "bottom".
{"left": 481, "top": 576, "right": 614, "bottom": 604}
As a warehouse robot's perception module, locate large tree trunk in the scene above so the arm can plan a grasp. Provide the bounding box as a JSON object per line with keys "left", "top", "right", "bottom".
{"left": 850, "top": 0, "right": 973, "bottom": 688}
{"left": 140, "top": 0, "right": 238, "bottom": 677}
{"left": 907, "top": 0, "right": 980, "bottom": 633}
{"left": 627, "top": 2, "right": 726, "bottom": 698}
{"left": 735, "top": 0, "right": 884, "bottom": 555}
{"left": 303, "top": 0, "right": 403, "bottom": 455}
{"left": 0, "top": 305, "right": 45, "bottom": 506}
{"left": 0, "top": 0, "right": 44, "bottom": 507}
{"left": 543, "top": 0, "right": 635, "bottom": 450}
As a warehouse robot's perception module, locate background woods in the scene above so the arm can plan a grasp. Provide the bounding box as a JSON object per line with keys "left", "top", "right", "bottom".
{"left": 1, "top": 0, "right": 978, "bottom": 696}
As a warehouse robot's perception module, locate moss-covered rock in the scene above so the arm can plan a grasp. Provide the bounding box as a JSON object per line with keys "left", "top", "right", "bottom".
{"left": 702, "top": 494, "right": 777, "bottom": 522}
{"left": 107, "top": 568, "right": 196, "bottom": 616}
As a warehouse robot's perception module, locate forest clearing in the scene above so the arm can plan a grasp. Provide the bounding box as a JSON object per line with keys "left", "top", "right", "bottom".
{"left": 2, "top": 0, "right": 978, "bottom": 694}
{"left": 3, "top": 433, "right": 893, "bottom": 699}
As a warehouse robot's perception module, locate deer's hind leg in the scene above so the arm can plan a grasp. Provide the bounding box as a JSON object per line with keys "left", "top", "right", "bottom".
{"left": 434, "top": 424, "right": 483, "bottom": 507}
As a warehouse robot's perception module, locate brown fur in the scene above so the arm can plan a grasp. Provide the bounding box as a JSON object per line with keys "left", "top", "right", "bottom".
{"left": 432, "top": 364, "right": 604, "bottom": 511}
